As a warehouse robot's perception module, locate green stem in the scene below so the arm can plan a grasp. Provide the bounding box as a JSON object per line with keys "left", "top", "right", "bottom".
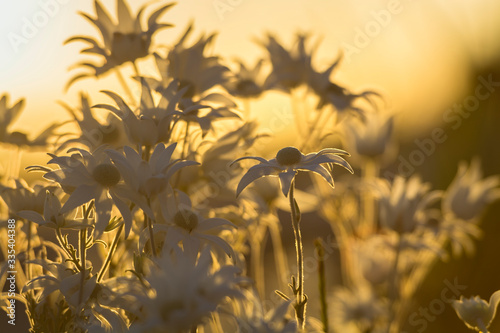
{"left": 361, "top": 157, "right": 379, "bottom": 237}
{"left": 388, "top": 236, "right": 403, "bottom": 333}
{"left": 174, "top": 121, "right": 190, "bottom": 188}
{"left": 289, "top": 181, "right": 306, "bottom": 328}
{"left": 97, "top": 224, "right": 123, "bottom": 282}
{"left": 146, "top": 212, "right": 157, "bottom": 257}
{"left": 315, "top": 239, "right": 329, "bottom": 333}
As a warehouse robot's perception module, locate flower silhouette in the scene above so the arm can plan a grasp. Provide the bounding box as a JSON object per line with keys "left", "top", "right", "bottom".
{"left": 66, "top": 0, "right": 175, "bottom": 87}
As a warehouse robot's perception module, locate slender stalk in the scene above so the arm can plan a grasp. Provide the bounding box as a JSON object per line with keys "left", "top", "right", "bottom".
{"left": 97, "top": 224, "right": 124, "bottom": 282}
{"left": 78, "top": 227, "right": 87, "bottom": 306}
{"left": 26, "top": 220, "right": 32, "bottom": 281}
{"left": 289, "top": 181, "right": 306, "bottom": 328}
{"left": 78, "top": 202, "right": 93, "bottom": 305}
{"left": 361, "top": 157, "right": 379, "bottom": 237}
{"left": 251, "top": 224, "right": 266, "bottom": 299}
{"left": 146, "top": 212, "right": 157, "bottom": 257}
{"left": 315, "top": 239, "right": 329, "bottom": 333}
{"left": 174, "top": 121, "right": 190, "bottom": 188}
{"left": 388, "top": 236, "right": 403, "bottom": 333}
{"left": 268, "top": 218, "right": 290, "bottom": 290}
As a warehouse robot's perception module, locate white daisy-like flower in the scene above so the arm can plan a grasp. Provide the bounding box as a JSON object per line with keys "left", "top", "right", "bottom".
{"left": 18, "top": 191, "right": 92, "bottom": 230}
{"left": 105, "top": 142, "right": 199, "bottom": 208}
{"left": 150, "top": 191, "right": 236, "bottom": 260}
{"left": 94, "top": 80, "right": 186, "bottom": 147}
{"left": 330, "top": 284, "right": 388, "bottom": 333}
{"left": 65, "top": 0, "right": 175, "bottom": 86}
{"left": 58, "top": 93, "right": 126, "bottom": 152}
{"left": 443, "top": 159, "right": 500, "bottom": 221}
{"left": 32, "top": 148, "right": 143, "bottom": 238}
{"left": 343, "top": 111, "right": 395, "bottom": 159}
{"left": 0, "top": 179, "right": 53, "bottom": 217}
{"left": 232, "top": 146, "right": 353, "bottom": 197}
{"left": 453, "top": 290, "right": 500, "bottom": 332}
{"left": 374, "top": 175, "right": 442, "bottom": 234}
{"left": 129, "top": 248, "right": 244, "bottom": 333}
{"left": 232, "top": 290, "right": 297, "bottom": 333}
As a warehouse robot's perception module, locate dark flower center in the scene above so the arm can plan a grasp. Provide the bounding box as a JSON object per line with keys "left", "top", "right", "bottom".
{"left": 92, "top": 164, "right": 120, "bottom": 187}
{"left": 173, "top": 209, "right": 199, "bottom": 232}
{"left": 276, "top": 147, "right": 302, "bottom": 166}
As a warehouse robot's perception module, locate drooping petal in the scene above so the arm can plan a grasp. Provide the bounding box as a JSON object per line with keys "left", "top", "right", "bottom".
{"left": 235, "top": 165, "right": 281, "bottom": 197}
{"left": 298, "top": 164, "right": 334, "bottom": 188}
{"left": 17, "top": 210, "right": 46, "bottom": 225}
{"left": 197, "top": 218, "right": 235, "bottom": 232}
{"left": 109, "top": 191, "right": 132, "bottom": 238}
{"left": 278, "top": 169, "right": 297, "bottom": 197}
{"left": 303, "top": 154, "right": 354, "bottom": 174}
{"left": 60, "top": 185, "right": 99, "bottom": 214}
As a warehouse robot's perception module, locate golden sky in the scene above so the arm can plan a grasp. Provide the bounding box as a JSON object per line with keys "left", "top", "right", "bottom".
{"left": 1, "top": 0, "right": 500, "bottom": 144}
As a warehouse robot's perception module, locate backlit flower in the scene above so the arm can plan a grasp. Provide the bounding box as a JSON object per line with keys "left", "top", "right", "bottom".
{"left": 443, "top": 159, "right": 500, "bottom": 221}
{"left": 129, "top": 248, "right": 244, "bottom": 332}
{"left": 224, "top": 59, "right": 267, "bottom": 98}
{"left": 232, "top": 146, "right": 353, "bottom": 197}
{"left": 66, "top": 0, "right": 174, "bottom": 87}
{"left": 453, "top": 291, "right": 500, "bottom": 332}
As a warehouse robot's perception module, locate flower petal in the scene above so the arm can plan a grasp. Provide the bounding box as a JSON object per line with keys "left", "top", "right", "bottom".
{"left": 197, "top": 218, "right": 235, "bottom": 232}
{"left": 298, "top": 164, "right": 334, "bottom": 188}
{"left": 60, "top": 185, "right": 99, "bottom": 214}
{"left": 236, "top": 165, "right": 281, "bottom": 197}
{"left": 278, "top": 170, "right": 297, "bottom": 197}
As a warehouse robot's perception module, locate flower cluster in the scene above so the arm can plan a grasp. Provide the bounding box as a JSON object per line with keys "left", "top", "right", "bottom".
{"left": 0, "top": 1, "right": 498, "bottom": 332}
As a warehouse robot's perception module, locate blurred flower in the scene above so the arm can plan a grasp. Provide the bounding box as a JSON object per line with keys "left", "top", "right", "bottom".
{"left": 224, "top": 59, "right": 267, "bottom": 98}
{"left": 0, "top": 93, "right": 59, "bottom": 148}
{"left": 232, "top": 146, "right": 353, "bottom": 197}
{"left": 153, "top": 192, "right": 236, "bottom": 260}
{"left": 18, "top": 190, "right": 93, "bottom": 230}
{"left": 0, "top": 179, "right": 55, "bottom": 217}
{"left": 33, "top": 148, "right": 141, "bottom": 238}
{"left": 260, "top": 33, "right": 316, "bottom": 91}
{"left": 105, "top": 143, "right": 198, "bottom": 215}
{"left": 308, "top": 59, "right": 379, "bottom": 120}
{"left": 343, "top": 111, "right": 395, "bottom": 159}
{"left": 453, "top": 290, "right": 500, "bottom": 332}
{"left": 374, "top": 176, "right": 442, "bottom": 234}
{"left": 330, "top": 284, "right": 388, "bottom": 332}
{"left": 130, "top": 248, "right": 244, "bottom": 332}
{"left": 66, "top": 0, "right": 174, "bottom": 86}
{"left": 94, "top": 80, "right": 183, "bottom": 146}
{"left": 23, "top": 259, "right": 97, "bottom": 312}
{"left": 57, "top": 94, "right": 126, "bottom": 152}
{"left": 232, "top": 290, "right": 297, "bottom": 333}
{"left": 443, "top": 159, "right": 500, "bottom": 221}
{"left": 147, "top": 23, "right": 230, "bottom": 99}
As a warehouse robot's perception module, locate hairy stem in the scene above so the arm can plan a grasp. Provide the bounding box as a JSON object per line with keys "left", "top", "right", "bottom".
{"left": 289, "top": 181, "right": 306, "bottom": 328}
{"left": 97, "top": 224, "right": 123, "bottom": 282}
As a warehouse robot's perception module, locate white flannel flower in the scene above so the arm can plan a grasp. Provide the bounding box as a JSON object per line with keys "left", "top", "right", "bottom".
{"left": 453, "top": 291, "right": 500, "bottom": 332}
{"left": 330, "top": 284, "right": 388, "bottom": 332}
{"left": 18, "top": 191, "right": 92, "bottom": 230}
{"left": 343, "top": 111, "right": 395, "bottom": 159}
{"left": 232, "top": 146, "right": 353, "bottom": 197}
{"left": 35, "top": 148, "right": 141, "bottom": 238}
{"left": 443, "top": 159, "right": 500, "bottom": 221}
{"left": 374, "top": 175, "right": 442, "bottom": 234}
{"left": 129, "top": 248, "right": 244, "bottom": 333}
{"left": 149, "top": 191, "right": 235, "bottom": 260}
{"left": 106, "top": 142, "right": 199, "bottom": 210}
{"left": 94, "top": 80, "right": 185, "bottom": 146}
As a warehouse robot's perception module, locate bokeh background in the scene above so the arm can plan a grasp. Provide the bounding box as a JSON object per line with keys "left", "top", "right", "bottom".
{"left": 1, "top": 0, "right": 500, "bottom": 331}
